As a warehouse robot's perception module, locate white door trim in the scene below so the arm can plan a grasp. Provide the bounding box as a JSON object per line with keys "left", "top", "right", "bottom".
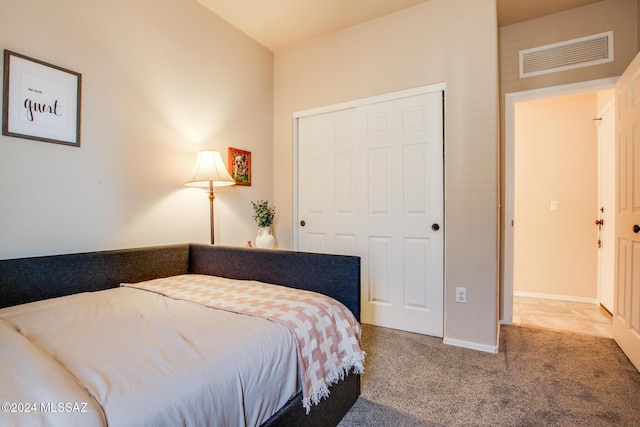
{"left": 292, "top": 82, "right": 446, "bottom": 250}
{"left": 502, "top": 77, "right": 617, "bottom": 324}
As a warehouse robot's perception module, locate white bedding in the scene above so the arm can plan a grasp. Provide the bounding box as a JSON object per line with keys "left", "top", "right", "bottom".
{"left": 0, "top": 287, "right": 299, "bottom": 427}
{"left": 123, "top": 274, "right": 365, "bottom": 413}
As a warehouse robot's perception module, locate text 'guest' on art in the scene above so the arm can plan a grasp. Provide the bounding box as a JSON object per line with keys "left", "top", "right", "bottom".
{"left": 2, "top": 50, "right": 82, "bottom": 147}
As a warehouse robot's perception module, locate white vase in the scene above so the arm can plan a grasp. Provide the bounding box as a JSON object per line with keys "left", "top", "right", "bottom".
{"left": 255, "top": 227, "right": 275, "bottom": 249}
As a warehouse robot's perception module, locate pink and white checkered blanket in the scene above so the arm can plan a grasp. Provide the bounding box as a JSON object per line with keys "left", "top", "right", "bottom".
{"left": 121, "top": 274, "right": 364, "bottom": 413}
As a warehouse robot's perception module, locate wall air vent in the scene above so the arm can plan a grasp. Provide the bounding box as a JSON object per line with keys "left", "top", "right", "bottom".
{"left": 519, "top": 31, "right": 613, "bottom": 78}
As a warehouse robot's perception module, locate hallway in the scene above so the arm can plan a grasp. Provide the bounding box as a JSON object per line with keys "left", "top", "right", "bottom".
{"left": 513, "top": 296, "right": 612, "bottom": 338}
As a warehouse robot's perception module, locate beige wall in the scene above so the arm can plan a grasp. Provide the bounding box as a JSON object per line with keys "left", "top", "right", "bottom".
{"left": 274, "top": 0, "right": 500, "bottom": 349}
{"left": 0, "top": 0, "right": 274, "bottom": 258}
{"left": 514, "top": 93, "right": 598, "bottom": 299}
{"left": 500, "top": 0, "right": 637, "bottom": 96}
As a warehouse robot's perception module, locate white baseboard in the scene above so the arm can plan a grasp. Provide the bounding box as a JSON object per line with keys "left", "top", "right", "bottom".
{"left": 513, "top": 291, "right": 597, "bottom": 305}
{"left": 443, "top": 337, "right": 499, "bottom": 354}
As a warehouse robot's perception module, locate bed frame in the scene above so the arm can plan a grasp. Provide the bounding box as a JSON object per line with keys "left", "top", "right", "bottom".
{"left": 0, "top": 243, "right": 361, "bottom": 426}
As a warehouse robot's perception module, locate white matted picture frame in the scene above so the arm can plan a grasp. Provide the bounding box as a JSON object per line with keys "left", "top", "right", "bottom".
{"left": 2, "top": 50, "right": 81, "bottom": 147}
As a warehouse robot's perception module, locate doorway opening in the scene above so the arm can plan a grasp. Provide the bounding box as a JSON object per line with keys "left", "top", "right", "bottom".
{"left": 503, "top": 78, "right": 617, "bottom": 337}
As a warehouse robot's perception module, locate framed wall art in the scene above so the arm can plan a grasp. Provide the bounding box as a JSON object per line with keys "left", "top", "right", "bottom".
{"left": 2, "top": 50, "right": 82, "bottom": 147}
{"left": 228, "top": 147, "right": 251, "bottom": 186}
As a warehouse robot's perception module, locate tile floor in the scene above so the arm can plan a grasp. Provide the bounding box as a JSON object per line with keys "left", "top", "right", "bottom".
{"left": 512, "top": 296, "right": 613, "bottom": 338}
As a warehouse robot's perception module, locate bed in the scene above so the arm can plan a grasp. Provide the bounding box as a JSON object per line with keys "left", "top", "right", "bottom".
{"left": 0, "top": 243, "right": 363, "bottom": 427}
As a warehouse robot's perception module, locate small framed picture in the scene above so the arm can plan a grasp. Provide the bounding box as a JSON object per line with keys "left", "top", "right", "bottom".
{"left": 2, "top": 50, "right": 82, "bottom": 147}
{"left": 228, "top": 147, "right": 251, "bottom": 186}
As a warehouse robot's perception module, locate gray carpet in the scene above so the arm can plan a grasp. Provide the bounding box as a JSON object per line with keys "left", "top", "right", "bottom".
{"left": 338, "top": 324, "right": 640, "bottom": 426}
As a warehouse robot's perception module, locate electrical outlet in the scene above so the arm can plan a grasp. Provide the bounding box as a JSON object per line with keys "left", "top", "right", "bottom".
{"left": 456, "top": 287, "right": 467, "bottom": 303}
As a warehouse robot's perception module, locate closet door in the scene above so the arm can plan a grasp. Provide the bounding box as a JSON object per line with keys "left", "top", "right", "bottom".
{"left": 297, "top": 90, "right": 444, "bottom": 337}
{"left": 297, "top": 107, "right": 359, "bottom": 256}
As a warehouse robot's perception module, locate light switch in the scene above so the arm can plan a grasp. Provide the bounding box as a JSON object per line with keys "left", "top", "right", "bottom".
{"left": 550, "top": 200, "right": 559, "bottom": 211}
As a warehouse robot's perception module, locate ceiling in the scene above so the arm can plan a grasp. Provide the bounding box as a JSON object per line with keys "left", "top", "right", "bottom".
{"left": 195, "top": 0, "right": 604, "bottom": 52}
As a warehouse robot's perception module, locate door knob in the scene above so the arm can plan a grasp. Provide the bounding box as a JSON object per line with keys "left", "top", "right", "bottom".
{"left": 634, "top": 225, "right": 640, "bottom": 233}
{"left": 300, "top": 220, "right": 306, "bottom": 227}
{"left": 431, "top": 223, "right": 440, "bottom": 231}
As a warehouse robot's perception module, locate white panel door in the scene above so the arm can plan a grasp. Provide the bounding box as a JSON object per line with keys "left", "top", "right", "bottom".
{"left": 297, "top": 91, "right": 444, "bottom": 337}
{"left": 297, "top": 108, "right": 359, "bottom": 255}
{"left": 597, "top": 102, "right": 615, "bottom": 313}
{"left": 613, "top": 51, "right": 640, "bottom": 371}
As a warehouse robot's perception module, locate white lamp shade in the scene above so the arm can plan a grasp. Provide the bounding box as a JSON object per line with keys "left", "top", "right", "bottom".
{"left": 185, "top": 150, "right": 236, "bottom": 188}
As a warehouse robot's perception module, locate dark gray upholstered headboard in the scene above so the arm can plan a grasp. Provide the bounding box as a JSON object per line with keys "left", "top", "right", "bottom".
{"left": 189, "top": 244, "right": 361, "bottom": 319}
{"left": 0, "top": 244, "right": 190, "bottom": 309}
{"left": 0, "top": 244, "right": 361, "bottom": 319}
